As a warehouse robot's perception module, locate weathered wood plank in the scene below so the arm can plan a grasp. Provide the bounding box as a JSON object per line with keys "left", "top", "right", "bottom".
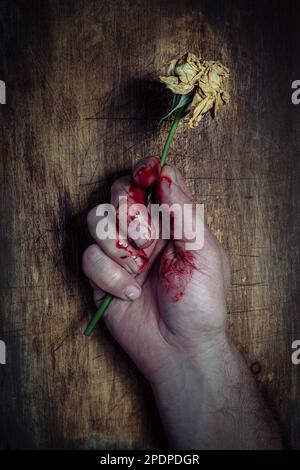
{"left": 0, "top": 0, "right": 299, "bottom": 449}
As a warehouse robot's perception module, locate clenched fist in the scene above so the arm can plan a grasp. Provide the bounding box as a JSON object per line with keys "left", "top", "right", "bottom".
{"left": 83, "top": 156, "right": 230, "bottom": 381}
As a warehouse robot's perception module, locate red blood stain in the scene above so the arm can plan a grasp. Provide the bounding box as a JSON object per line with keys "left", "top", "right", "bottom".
{"left": 134, "top": 159, "right": 161, "bottom": 188}
{"left": 160, "top": 250, "right": 196, "bottom": 302}
{"left": 128, "top": 187, "right": 147, "bottom": 205}
{"left": 116, "top": 239, "right": 148, "bottom": 271}
{"left": 128, "top": 210, "right": 140, "bottom": 221}
{"left": 155, "top": 176, "right": 172, "bottom": 203}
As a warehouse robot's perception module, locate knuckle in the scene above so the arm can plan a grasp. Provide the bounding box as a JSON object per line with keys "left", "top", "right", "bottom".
{"left": 82, "top": 244, "right": 100, "bottom": 273}
{"left": 111, "top": 176, "right": 130, "bottom": 197}
{"left": 110, "top": 179, "right": 120, "bottom": 195}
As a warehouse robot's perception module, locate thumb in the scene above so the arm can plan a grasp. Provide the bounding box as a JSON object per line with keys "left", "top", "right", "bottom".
{"left": 155, "top": 165, "right": 204, "bottom": 252}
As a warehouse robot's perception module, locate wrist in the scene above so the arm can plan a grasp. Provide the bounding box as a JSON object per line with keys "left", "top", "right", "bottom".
{"left": 149, "top": 329, "right": 230, "bottom": 390}
{"left": 148, "top": 331, "right": 232, "bottom": 449}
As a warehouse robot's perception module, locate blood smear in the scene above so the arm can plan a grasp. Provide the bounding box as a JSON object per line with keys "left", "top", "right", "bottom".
{"left": 155, "top": 175, "right": 172, "bottom": 203}
{"left": 160, "top": 250, "right": 196, "bottom": 302}
{"left": 134, "top": 159, "right": 161, "bottom": 188}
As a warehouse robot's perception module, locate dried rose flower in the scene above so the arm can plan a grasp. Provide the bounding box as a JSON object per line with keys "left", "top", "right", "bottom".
{"left": 160, "top": 52, "right": 230, "bottom": 128}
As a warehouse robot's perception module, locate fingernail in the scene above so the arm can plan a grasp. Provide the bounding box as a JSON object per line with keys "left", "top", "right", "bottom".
{"left": 124, "top": 285, "right": 141, "bottom": 300}
{"left": 155, "top": 176, "right": 172, "bottom": 202}
{"left": 128, "top": 217, "right": 152, "bottom": 248}
{"left": 133, "top": 158, "right": 161, "bottom": 188}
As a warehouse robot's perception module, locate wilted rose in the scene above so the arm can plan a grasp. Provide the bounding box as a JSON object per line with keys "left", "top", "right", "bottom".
{"left": 160, "top": 52, "right": 230, "bottom": 128}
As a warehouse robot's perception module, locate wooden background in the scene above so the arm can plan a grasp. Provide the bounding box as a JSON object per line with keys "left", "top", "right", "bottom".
{"left": 0, "top": 0, "right": 299, "bottom": 449}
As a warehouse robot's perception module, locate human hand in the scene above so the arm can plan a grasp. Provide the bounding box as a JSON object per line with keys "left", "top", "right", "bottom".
{"left": 82, "top": 156, "right": 230, "bottom": 382}
{"left": 82, "top": 157, "right": 282, "bottom": 450}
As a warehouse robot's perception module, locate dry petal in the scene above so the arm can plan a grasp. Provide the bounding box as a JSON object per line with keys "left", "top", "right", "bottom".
{"left": 222, "top": 90, "right": 230, "bottom": 103}
{"left": 189, "top": 96, "right": 214, "bottom": 128}
{"left": 160, "top": 52, "right": 230, "bottom": 127}
{"left": 160, "top": 75, "right": 194, "bottom": 95}
{"left": 166, "top": 59, "right": 178, "bottom": 76}
{"left": 208, "top": 70, "right": 221, "bottom": 90}
{"left": 175, "top": 62, "right": 198, "bottom": 83}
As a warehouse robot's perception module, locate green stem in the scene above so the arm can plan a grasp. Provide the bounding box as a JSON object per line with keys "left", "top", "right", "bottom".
{"left": 84, "top": 294, "right": 113, "bottom": 336}
{"left": 160, "top": 108, "right": 183, "bottom": 166}
{"left": 83, "top": 109, "right": 184, "bottom": 336}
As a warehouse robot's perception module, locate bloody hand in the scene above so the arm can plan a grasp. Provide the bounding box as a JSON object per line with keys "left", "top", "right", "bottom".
{"left": 82, "top": 156, "right": 230, "bottom": 381}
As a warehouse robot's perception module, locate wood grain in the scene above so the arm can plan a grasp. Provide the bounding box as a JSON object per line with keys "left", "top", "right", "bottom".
{"left": 0, "top": 0, "right": 299, "bottom": 449}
